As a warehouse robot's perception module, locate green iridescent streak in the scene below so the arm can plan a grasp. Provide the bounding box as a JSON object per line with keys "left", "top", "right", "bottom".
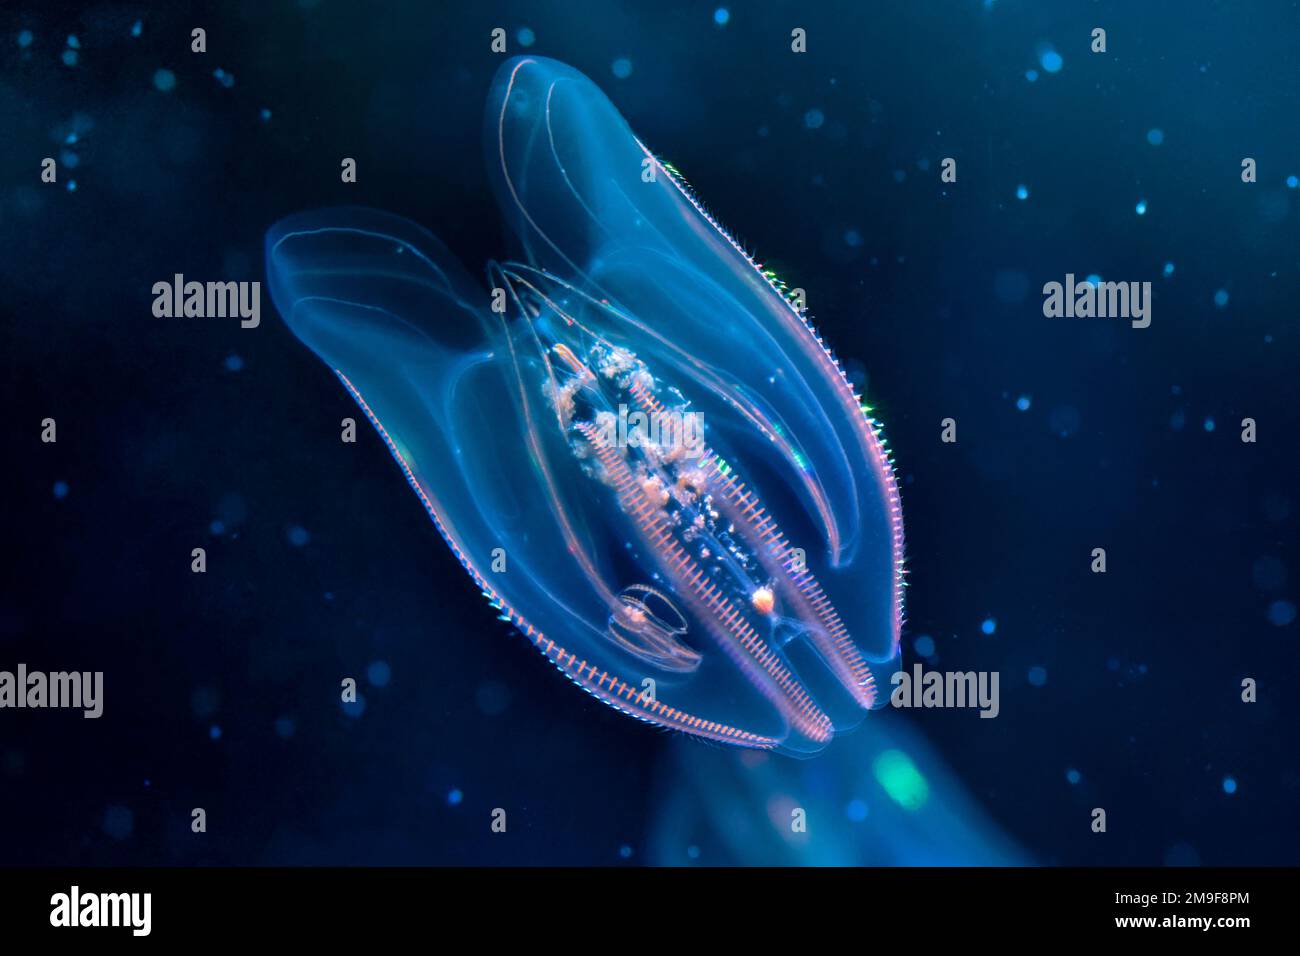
{"left": 873, "top": 749, "right": 929, "bottom": 811}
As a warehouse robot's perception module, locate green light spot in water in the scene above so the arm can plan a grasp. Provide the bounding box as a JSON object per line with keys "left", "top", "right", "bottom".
{"left": 873, "top": 749, "right": 929, "bottom": 811}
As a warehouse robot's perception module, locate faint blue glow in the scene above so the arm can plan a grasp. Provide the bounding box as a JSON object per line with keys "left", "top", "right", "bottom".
{"left": 62, "top": 49, "right": 78, "bottom": 67}
{"left": 1084, "top": 273, "right": 1102, "bottom": 287}
{"left": 103, "top": 805, "right": 134, "bottom": 841}
{"left": 1288, "top": 175, "right": 1298, "bottom": 189}
{"left": 981, "top": 617, "right": 997, "bottom": 636}
{"left": 60, "top": 149, "right": 79, "bottom": 169}
{"left": 1163, "top": 261, "right": 1175, "bottom": 277}
{"left": 274, "top": 716, "right": 296, "bottom": 739}
{"left": 1040, "top": 49, "right": 1063, "bottom": 73}
{"left": 1025, "top": 69, "right": 1038, "bottom": 82}
{"left": 1222, "top": 776, "right": 1237, "bottom": 795}
{"left": 1016, "top": 395, "right": 1032, "bottom": 411}
{"left": 476, "top": 680, "right": 511, "bottom": 716}
{"left": 994, "top": 269, "right": 1030, "bottom": 304}
{"left": 1066, "top": 768, "right": 1082, "bottom": 785}
{"left": 1251, "top": 556, "right": 1285, "bottom": 591}
{"left": 153, "top": 68, "right": 176, "bottom": 92}
{"left": 611, "top": 57, "right": 632, "bottom": 79}
{"left": 1028, "top": 666, "right": 1047, "bottom": 687}
{"left": 341, "top": 693, "right": 366, "bottom": 718}
{"left": 213, "top": 67, "right": 235, "bottom": 88}
{"left": 1050, "top": 404, "right": 1081, "bottom": 438}
{"left": 1213, "top": 289, "right": 1229, "bottom": 308}
{"left": 218, "top": 493, "right": 247, "bottom": 525}
{"left": 209, "top": 520, "right": 226, "bottom": 536}
{"left": 714, "top": 8, "right": 730, "bottom": 26}
{"left": 131, "top": 20, "right": 143, "bottom": 38}
{"left": 366, "top": 660, "right": 392, "bottom": 687}
{"left": 189, "top": 687, "right": 218, "bottom": 719}
{"left": 1169, "top": 409, "right": 1185, "bottom": 431}
{"left": 1267, "top": 600, "right": 1296, "bottom": 627}
{"left": 804, "top": 108, "right": 825, "bottom": 130}
{"left": 209, "top": 724, "right": 222, "bottom": 740}
{"left": 687, "top": 845, "right": 701, "bottom": 860}
{"left": 66, "top": 34, "right": 80, "bottom": 49}
{"left": 843, "top": 228, "right": 863, "bottom": 248}
{"left": 1146, "top": 128, "right": 1164, "bottom": 146}
{"left": 259, "top": 107, "right": 272, "bottom": 122}
{"left": 1015, "top": 184, "right": 1029, "bottom": 201}
{"left": 223, "top": 353, "right": 244, "bottom": 372}
{"left": 17, "top": 30, "right": 33, "bottom": 48}
{"left": 1135, "top": 199, "right": 1147, "bottom": 215}
{"left": 846, "top": 799, "right": 868, "bottom": 822}
{"left": 619, "top": 844, "right": 633, "bottom": 858}
{"left": 913, "top": 634, "right": 935, "bottom": 657}
{"left": 447, "top": 788, "right": 463, "bottom": 806}
{"left": 1203, "top": 417, "right": 1215, "bottom": 432}
{"left": 52, "top": 481, "right": 69, "bottom": 500}
{"left": 66, "top": 180, "right": 77, "bottom": 193}
{"left": 517, "top": 27, "right": 536, "bottom": 47}
{"left": 286, "top": 525, "right": 310, "bottom": 547}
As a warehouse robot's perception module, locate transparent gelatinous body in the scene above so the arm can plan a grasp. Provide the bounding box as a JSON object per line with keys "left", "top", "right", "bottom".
{"left": 265, "top": 57, "right": 903, "bottom": 755}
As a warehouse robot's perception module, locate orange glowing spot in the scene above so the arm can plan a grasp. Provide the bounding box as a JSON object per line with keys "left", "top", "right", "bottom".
{"left": 751, "top": 587, "right": 775, "bottom": 615}
{"left": 640, "top": 477, "right": 670, "bottom": 505}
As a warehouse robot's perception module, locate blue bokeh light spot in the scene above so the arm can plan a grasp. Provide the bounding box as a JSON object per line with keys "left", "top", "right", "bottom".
{"left": 1267, "top": 600, "right": 1296, "bottom": 627}
{"left": 367, "top": 660, "right": 392, "bottom": 687}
